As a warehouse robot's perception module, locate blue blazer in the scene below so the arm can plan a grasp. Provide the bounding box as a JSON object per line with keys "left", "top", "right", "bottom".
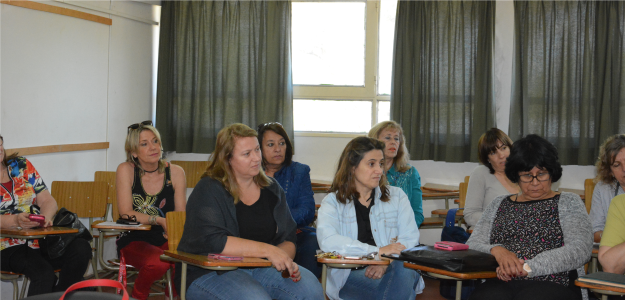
{"left": 273, "top": 161, "right": 316, "bottom": 228}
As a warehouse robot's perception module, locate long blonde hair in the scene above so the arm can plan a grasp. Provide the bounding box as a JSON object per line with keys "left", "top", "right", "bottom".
{"left": 202, "top": 123, "right": 271, "bottom": 204}
{"left": 368, "top": 121, "right": 411, "bottom": 173}
{"left": 124, "top": 125, "right": 166, "bottom": 175}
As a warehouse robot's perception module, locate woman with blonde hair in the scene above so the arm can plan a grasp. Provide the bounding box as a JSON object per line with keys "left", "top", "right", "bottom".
{"left": 317, "top": 136, "right": 422, "bottom": 300}
{"left": 590, "top": 134, "right": 625, "bottom": 242}
{"left": 116, "top": 120, "right": 187, "bottom": 300}
{"left": 176, "top": 123, "right": 322, "bottom": 300}
{"left": 368, "top": 121, "right": 423, "bottom": 226}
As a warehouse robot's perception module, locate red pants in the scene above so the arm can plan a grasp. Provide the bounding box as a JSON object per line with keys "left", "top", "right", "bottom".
{"left": 120, "top": 241, "right": 176, "bottom": 300}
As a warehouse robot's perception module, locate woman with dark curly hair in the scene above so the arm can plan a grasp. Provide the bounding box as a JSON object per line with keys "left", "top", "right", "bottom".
{"left": 467, "top": 134, "right": 592, "bottom": 300}
{"left": 590, "top": 134, "right": 625, "bottom": 242}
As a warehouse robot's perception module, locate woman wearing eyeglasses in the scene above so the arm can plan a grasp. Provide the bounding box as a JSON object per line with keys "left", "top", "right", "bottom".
{"left": 256, "top": 122, "right": 320, "bottom": 278}
{"left": 317, "top": 137, "right": 422, "bottom": 300}
{"left": 0, "top": 135, "right": 91, "bottom": 296}
{"left": 116, "top": 121, "right": 187, "bottom": 300}
{"left": 467, "top": 134, "right": 592, "bottom": 300}
{"left": 175, "top": 123, "right": 323, "bottom": 300}
{"left": 368, "top": 121, "right": 424, "bottom": 226}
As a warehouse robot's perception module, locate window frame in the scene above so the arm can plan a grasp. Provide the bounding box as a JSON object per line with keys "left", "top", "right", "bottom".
{"left": 292, "top": 0, "right": 391, "bottom": 137}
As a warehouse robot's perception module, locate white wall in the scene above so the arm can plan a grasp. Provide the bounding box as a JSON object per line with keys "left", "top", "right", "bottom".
{"left": 1, "top": 1, "right": 159, "bottom": 296}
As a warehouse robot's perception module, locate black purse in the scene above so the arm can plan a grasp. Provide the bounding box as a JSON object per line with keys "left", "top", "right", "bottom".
{"left": 385, "top": 245, "right": 498, "bottom": 273}
{"left": 40, "top": 207, "right": 93, "bottom": 259}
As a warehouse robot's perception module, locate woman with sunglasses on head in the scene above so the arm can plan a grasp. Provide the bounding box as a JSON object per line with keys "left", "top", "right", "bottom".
{"left": 467, "top": 134, "right": 592, "bottom": 300}
{"left": 317, "top": 137, "right": 422, "bottom": 300}
{"left": 368, "top": 121, "right": 424, "bottom": 226}
{"left": 176, "top": 123, "right": 323, "bottom": 300}
{"left": 115, "top": 120, "right": 187, "bottom": 300}
{"left": 0, "top": 135, "right": 91, "bottom": 296}
{"left": 256, "top": 122, "right": 320, "bottom": 278}
{"left": 464, "top": 128, "right": 519, "bottom": 228}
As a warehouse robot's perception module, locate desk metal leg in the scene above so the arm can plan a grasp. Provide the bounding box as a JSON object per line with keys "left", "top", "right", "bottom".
{"left": 602, "top": 295, "right": 608, "bottom": 300}
{"left": 445, "top": 196, "right": 450, "bottom": 210}
{"left": 321, "top": 264, "right": 327, "bottom": 297}
{"left": 181, "top": 262, "right": 187, "bottom": 300}
{"left": 166, "top": 268, "right": 173, "bottom": 300}
{"left": 455, "top": 280, "right": 462, "bottom": 300}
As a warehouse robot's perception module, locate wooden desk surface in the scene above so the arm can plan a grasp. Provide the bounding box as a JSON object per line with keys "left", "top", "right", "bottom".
{"left": 164, "top": 250, "right": 273, "bottom": 268}
{"left": 92, "top": 220, "right": 151, "bottom": 231}
{"left": 575, "top": 280, "right": 625, "bottom": 294}
{"left": 403, "top": 262, "right": 497, "bottom": 280}
{"left": 1, "top": 226, "right": 79, "bottom": 237}
{"left": 317, "top": 257, "right": 390, "bottom": 265}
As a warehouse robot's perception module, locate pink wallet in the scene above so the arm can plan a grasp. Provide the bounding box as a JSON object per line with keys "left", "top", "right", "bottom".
{"left": 434, "top": 241, "right": 469, "bottom": 251}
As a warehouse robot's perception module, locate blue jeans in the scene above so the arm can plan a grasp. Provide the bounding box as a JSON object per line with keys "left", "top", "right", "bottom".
{"left": 295, "top": 228, "right": 321, "bottom": 278}
{"left": 338, "top": 260, "right": 419, "bottom": 300}
{"left": 186, "top": 266, "right": 323, "bottom": 300}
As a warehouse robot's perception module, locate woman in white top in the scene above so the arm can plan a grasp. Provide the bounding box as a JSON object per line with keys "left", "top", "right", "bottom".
{"left": 317, "top": 137, "right": 422, "bottom": 300}
{"left": 464, "top": 128, "right": 519, "bottom": 227}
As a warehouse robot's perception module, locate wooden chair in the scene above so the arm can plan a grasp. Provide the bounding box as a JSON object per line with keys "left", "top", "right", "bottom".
{"left": 170, "top": 161, "right": 209, "bottom": 188}
{"left": 585, "top": 178, "right": 596, "bottom": 214}
{"left": 94, "top": 171, "right": 119, "bottom": 219}
{"left": 161, "top": 211, "right": 272, "bottom": 300}
{"left": 430, "top": 180, "right": 469, "bottom": 227}
{"left": 51, "top": 181, "right": 108, "bottom": 280}
{"left": 1, "top": 271, "right": 27, "bottom": 300}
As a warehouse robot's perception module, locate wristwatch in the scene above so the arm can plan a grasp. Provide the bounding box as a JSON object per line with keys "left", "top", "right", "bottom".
{"left": 523, "top": 263, "right": 532, "bottom": 275}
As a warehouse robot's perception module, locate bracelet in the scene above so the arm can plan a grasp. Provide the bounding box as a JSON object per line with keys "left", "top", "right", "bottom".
{"left": 149, "top": 215, "right": 157, "bottom": 225}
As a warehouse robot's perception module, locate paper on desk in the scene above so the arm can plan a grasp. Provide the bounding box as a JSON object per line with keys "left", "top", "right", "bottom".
{"left": 97, "top": 221, "right": 142, "bottom": 228}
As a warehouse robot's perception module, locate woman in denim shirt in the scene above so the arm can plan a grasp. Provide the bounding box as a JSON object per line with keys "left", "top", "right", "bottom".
{"left": 317, "top": 137, "right": 423, "bottom": 300}
{"left": 257, "top": 122, "right": 320, "bottom": 278}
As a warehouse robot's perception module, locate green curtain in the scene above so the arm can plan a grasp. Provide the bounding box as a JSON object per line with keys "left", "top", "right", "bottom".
{"left": 510, "top": 1, "right": 625, "bottom": 165}
{"left": 156, "top": 1, "right": 293, "bottom": 153}
{"left": 391, "top": 1, "right": 495, "bottom": 162}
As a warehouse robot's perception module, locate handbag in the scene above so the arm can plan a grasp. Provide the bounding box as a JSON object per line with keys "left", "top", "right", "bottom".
{"left": 39, "top": 207, "right": 93, "bottom": 259}
{"left": 441, "top": 208, "right": 470, "bottom": 243}
{"left": 388, "top": 245, "right": 498, "bottom": 273}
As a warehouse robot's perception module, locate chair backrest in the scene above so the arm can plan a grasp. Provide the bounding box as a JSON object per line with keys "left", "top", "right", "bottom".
{"left": 458, "top": 181, "right": 468, "bottom": 209}
{"left": 170, "top": 161, "right": 209, "bottom": 188}
{"left": 166, "top": 211, "right": 186, "bottom": 251}
{"left": 584, "top": 178, "right": 596, "bottom": 214}
{"left": 95, "top": 171, "right": 118, "bottom": 219}
{"left": 51, "top": 181, "right": 108, "bottom": 218}
{"left": 464, "top": 176, "right": 470, "bottom": 185}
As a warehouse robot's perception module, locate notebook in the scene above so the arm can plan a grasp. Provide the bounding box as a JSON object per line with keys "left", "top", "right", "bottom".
{"left": 578, "top": 272, "right": 625, "bottom": 289}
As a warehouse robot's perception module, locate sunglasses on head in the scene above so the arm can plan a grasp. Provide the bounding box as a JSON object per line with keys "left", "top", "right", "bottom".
{"left": 257, "top": 122, "right": 283, "bottom": 132}
{"left": 128, "top": 120, "right": 153, "bottom": 133}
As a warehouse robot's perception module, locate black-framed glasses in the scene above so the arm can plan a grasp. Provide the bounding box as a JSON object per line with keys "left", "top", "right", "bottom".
{"left": 518, "top": 172, "right": 551, "bottom": 183}
{"left": 119, "top": 214, "right": 137, "bottom": 222}
{"left": 127, "top": 120, "right": 153, "bottom": 133}
{"left": 257, "top": 122, "right": 283, "bottom": 132}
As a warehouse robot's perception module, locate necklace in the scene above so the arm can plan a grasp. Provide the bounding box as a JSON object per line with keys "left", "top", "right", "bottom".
{"left": 144, "top": 166, "right": 159, "bottom": 173}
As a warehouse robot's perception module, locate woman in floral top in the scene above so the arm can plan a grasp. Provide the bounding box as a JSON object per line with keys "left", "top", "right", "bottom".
{"left": 467, "top": 134, "right": 593, "bottom": 300}
{"left": 0, "top": 135, "right": 91, "bottom": 296}
{"left": 369, "top": 121, "right": 424, "bottom": 226}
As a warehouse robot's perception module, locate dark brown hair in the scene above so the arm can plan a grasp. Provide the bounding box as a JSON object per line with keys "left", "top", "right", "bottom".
{"left": 0, "top": 135, "right": 19, "bottom": 166}
{"left": 595, "top": 134, "right": 625, "bottom": 184}
{"left": 256, "top": 122, "right": 293, "bottom": 168}
{"left": 477, "top": 128, "right": 514, "bottom": 174}
{"left": 329, "top": 137, "right": 389, "bottom": 204}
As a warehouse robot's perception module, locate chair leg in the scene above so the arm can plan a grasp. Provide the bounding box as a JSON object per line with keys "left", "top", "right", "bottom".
{"left": 166, "top": 268, "right": 173, "bottom": 299}
{"left": 19, "top": 277, "right": 29, "bottom": 299}
{"left": 10, "top": 276, "right": 18, "bottom": 300}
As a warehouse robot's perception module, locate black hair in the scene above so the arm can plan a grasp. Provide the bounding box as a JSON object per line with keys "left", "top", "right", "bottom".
{"left": 505, "top": 134, "right": 563, "bottom": 183}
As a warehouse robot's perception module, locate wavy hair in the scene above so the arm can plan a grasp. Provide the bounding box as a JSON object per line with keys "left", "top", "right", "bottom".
{"left": 595, "top": 134, "right": 625, "bottom": 184}
{"left": 125, "top": 124, "right": 166, "bottom": 175}
{"left": 329, "top": 137, "right": 389, "bottom": 204}
{"left": 0, "top": 135, "right": 19, "bottom": 166}
{"left": 368, "top": 121, "right": 411, "bottom": 173}
{"left": 202, "top": 123, "right": 271, "bottom": 204}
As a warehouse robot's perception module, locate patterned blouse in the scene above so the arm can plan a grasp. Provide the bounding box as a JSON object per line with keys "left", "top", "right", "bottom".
{"left": 0, "top": 157, "right": 47, "bottom": 251}
{"left": 490, "top": 195, "right": 570, "bottom": 285}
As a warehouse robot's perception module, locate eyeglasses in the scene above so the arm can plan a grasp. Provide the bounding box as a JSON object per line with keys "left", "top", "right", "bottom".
{"left": 257, "top": 122, "right": 283, "bottom": 132}
{"left": 128, "top": 120, "right": 153, "bottom": 133}
{"left": 518, "top": 172, "right": 551, "bottom": 183}
{"left": 119, "top": 214, "right": 137, "bottom": 222}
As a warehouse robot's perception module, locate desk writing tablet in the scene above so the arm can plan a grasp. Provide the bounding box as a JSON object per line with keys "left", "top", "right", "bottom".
{"left": 1, "top": 226, "right": 79, "bottom": 238}
{"left": 163, "top": 250, "right": 272, "bottom": 268}
{"left": 403, "top": 262, "right": 497, "bottom": 280}
{"left": 92, "top": 220, "right": 151, "bottom": 230}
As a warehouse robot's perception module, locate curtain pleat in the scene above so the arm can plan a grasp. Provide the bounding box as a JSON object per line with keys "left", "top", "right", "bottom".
{"left": 156, "top": 1, "right": 293, "bottom": 153}
{"left": 391, "top": 1, "right": 495, "bottom": 162}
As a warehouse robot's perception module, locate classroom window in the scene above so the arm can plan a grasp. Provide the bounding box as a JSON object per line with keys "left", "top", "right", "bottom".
{"left": 292, "top": 0, "right": 396, "bottom": 134}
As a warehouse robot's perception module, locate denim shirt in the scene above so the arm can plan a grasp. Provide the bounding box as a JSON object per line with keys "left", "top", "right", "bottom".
{"left": 387, "top": 164, "right": 424, "bottom": 226}
{"left": 317, "top": 186, "right": 421, "bottom": 300}
{"left": 273, "top": 161, "right": 316, "bottom": 228}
